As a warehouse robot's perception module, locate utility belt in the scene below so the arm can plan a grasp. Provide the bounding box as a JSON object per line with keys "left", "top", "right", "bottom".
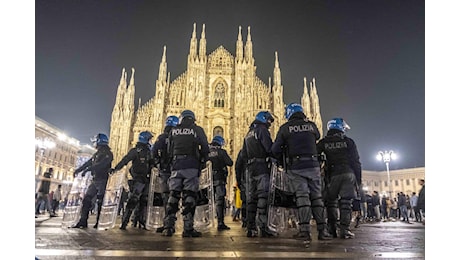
{"left": 173, "top": 154, "right": 194, "bottom": 160}
{"left": 247, "top": 157, "right": 268, "bottom": 165}
{"left": 288, "top": 154, "right": 318, "bottom": 164}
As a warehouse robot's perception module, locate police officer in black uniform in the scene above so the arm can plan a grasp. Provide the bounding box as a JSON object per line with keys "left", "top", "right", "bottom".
{"left": 272, "top": 103, "right": 332, "bottom": 242}
{"left": 162, "top": 110, "right": 209, "bottom": 237}
{"left": 72, "top": 133, "right": 114, "bottom": 229}
{"left": 152, "top": 115, "right": 179, "bottom": 233}
{"left": 208, "top": 135, "right": 234, "bottom": 231}
{"left": 316, "top": 118, "right": 362, "bottom": 239}
{"left": 113, "top": 131, "right": 154, "bottom": 230}
{"left": 241, "top": 111, "right": 277, "bottom": 237}
{"left": 235, "top": 149, "right": 248, "bottom": 228}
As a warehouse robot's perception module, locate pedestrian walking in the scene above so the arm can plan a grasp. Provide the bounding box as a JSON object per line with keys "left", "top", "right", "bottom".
{"left": 35, "top": 168, "right": 57, "bottom": 217}
{"left": 113, "top": 131, "right": 155, "bottom": 230}
{"left": 316, "top": 117, "right": 362, "bottom": 239}
{"left": 235, "top": 148, "right": 248, "bottom": 228}
{"left": 272, "top": 103, "right": 332, "bottom": 242}
{"left": 72, "top": 133, "right": 113, "bottom": 229}
{"left": 162, "top": 110, "right": 209, "bottom": 238}
{"left": 208, "top": 135, "right": 234, "bottom": 231}
{"left": 416, "top": 179, "right": 425, "bottom": 224}
{"left": 52, "top": 184, "right": 62, "bottom": 215}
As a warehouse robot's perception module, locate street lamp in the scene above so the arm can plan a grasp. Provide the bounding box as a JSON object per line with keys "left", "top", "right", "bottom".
{"left": 376, "top": 150, "right": 397, "bottom": 198}
{"left": 35, "top": 137, "right": 56, "bottom": 175}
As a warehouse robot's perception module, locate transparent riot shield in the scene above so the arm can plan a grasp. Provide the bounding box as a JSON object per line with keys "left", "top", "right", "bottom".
{"left": 193, "top": 161, "right": 215, "bottom": 232}
{"left": 96, "top": 170, "right": 126, "bottom": 230}
{"left": 267, "top": 162, "right": 298, "bottom": 234}
{"left": 146, "top": 167, "right": 165, "bottom": 230}
{"left": 61, "top": 171, "right": 93, "bottom": 228}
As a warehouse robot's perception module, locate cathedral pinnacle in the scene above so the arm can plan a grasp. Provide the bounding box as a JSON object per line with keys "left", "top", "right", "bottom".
{"left": 130, "top": 68, "right": 135, "bottom": 85}
{"left": 162, "top": 46, "right": 167, "bottom": 62}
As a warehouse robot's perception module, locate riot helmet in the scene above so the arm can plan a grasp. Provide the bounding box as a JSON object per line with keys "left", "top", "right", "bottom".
{"left": 165, "top": 115, "right": 179, "bottom": 127}
{"left": 91, "top": 133, "right": 109, "bottom": 147}
{"left": 138, "top": 131, "right": 153, "bottom": 144}
{"left": 327, "top": 118, "right": 351, "bottom": 132}
{"left": 179, "top": 109, "right": 195, "bottom": 124}
{"left": 285, "top": 103, "right": 303, "bottom": 120}
{"left": 212, "top": 135, "right": 225, "bottom": 147}
{"left": 255, "top": 111, "right": 274, "bottom": 125}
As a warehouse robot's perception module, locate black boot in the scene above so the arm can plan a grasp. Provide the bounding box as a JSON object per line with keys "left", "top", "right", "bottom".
{"left": 72, "top": 220, "right": 88, "bottom": 229}
{"left": 120, "top": 209, "right": 133, "bottom": 230}
{"left": 217, "top": 223, "right": 231, "bottom": 231}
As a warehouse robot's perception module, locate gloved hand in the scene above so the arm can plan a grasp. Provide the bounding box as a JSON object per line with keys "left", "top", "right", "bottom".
{"left": 108, "top": 168, "right": 115, "bottom": 176}
{"left": 73, "top": 171, "right": 79, "bottom": 178}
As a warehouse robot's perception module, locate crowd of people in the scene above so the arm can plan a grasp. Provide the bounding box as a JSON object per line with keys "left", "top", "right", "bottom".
{"left": 35, "top": 105, "right": 425, "bottom": 243}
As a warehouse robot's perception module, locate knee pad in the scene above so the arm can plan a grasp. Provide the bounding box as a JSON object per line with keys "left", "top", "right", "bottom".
{"left": 311, "top": 197, "right": 325, "bottom": 208}
{"left": 126, "top": 196, "right": 139, "bottom": 209}
{"left": 296, "top": 195, "right": 311, "bottom": 208}
{"left": 182, "top": 190, "right": 197, "bottom": 215}
{"left": 170, "top": 190, "right": 181, "bottom": 200}
{"left": 339, "top": 199, "right": 352, "bottom": 211}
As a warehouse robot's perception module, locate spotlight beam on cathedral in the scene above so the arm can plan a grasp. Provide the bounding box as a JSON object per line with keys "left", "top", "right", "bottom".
{"left": 109, "top": 24, "right": 324, "bottom": 187}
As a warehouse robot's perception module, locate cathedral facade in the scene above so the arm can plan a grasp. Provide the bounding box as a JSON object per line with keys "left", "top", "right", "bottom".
{"left": 109, "top": 24, "right": 323, "bottom": 186}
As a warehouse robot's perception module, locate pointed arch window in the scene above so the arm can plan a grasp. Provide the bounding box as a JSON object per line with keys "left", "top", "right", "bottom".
{"left": 214, "top": 82, "right": 225, "bottom": 107}
{"left": 213, "top": 126, "right": 224, "bottom": 137}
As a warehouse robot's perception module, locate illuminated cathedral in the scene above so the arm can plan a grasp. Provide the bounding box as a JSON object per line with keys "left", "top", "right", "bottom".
{"left": 109, "top": 24, "right": 323, "bottom": 184}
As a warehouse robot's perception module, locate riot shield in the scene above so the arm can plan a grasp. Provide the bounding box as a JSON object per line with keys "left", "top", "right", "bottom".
{"left": 96, "top": 170, "right": 126, "bottom": 230}
{"left": 267, "top": 162, "right": 298, "bottom": 234}
{"left": 146, "top": 167, "right": 165, "bottom": 230}
{"left": 61, "top": 171, "right": 93, "bottom": 228}
{"left": 193, "top": 161, "right": 215, "bottom": 232}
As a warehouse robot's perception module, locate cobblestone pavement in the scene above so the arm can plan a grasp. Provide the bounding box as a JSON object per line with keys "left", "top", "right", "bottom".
{"left": 35, "top": 213, "right": 425, "bottom": 259}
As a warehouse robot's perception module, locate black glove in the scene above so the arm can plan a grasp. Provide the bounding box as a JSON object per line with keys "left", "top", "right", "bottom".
{"left": 108, "top": 168, "right": 115, "bottom": 176}
{"left": 73, "top": 171, "right": 79, "bottom": 178}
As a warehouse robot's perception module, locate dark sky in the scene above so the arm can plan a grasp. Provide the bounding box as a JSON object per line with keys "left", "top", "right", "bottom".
{"left": 35, "top": 0, "right": 424, "bottom": 171}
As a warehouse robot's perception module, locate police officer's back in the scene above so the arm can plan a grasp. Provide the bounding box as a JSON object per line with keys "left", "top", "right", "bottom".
{"left": 208, "top": 135, "right": 233, "bottom": 230}
{"left": 317, "top": 118, "right": 362, "bottom": 239}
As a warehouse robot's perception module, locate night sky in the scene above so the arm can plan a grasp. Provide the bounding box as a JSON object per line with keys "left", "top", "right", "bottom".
{"left": 35, "top": 0, "right": 425, "bottom": 171}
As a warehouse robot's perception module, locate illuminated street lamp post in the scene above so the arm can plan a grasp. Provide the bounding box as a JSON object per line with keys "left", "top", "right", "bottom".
{"left": 35, "top": 137, "right": 56, "bottom": 175}
{"left": 376, "top": 150, "right": 396, "bottom": 198}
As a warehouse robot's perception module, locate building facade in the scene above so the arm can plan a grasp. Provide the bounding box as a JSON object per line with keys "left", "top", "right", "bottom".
{"left": 109, "top": 24, "right": 323, "bottom": 188}
{"left": 35, "top": 116, "right": 95, "bottom": 196}
{"left": 362, "top": 167, "right": 425, "bottom": 198}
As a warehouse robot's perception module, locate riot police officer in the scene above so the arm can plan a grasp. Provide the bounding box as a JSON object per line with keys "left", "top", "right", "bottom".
{"left": 316, "top": 118, "right": 362, "bottom": 239}
{"left": 152, "top": 115, "right": 179, "bottom": 233}
{"left": 208, "top": 135, "right": 234, "bottom": 231}
{"left": 113, "top": 131, "right": 154, "bottom": 230}
{"left": 241, "top": 111, "right": 277, "bottom": 237}
{"left": 162, "top": 110, "right": 209, "bottom": 237}
{"left": 72, "top": 133, "right": 114, "bottom": 229}
{"left": 272, "top": 103, "right": 332, "bottom": 242}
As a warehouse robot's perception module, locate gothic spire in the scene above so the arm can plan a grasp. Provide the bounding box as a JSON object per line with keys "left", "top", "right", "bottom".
{"left": 273, "top": 51, "right": 281, "bottom": 86}
{"left": 236, "top": 26, "right": 243, "bottom": 62}
{"left": 244, "top": 26, "right": 253, "bottom": 61}
{"left": 158, "top": 46, "right": 167, "bottom": 82}
{"left": 199, "top": 24, "right": 207, "bottom": 58}
{"left": 189, "top": 23, "right": 197, "bottom": 58}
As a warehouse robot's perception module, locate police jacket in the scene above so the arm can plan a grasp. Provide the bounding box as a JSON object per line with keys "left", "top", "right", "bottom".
{"left": 235, "top": 149, "right": 248, "bottom": 188}
{"left": 114, "top": 142, "right": 153, "bottom": 182}
{"left": 242, "top": 120, "right": 272, "bottom": 162}
{"left": 209, "top": 143, "right": 234, "bottom": 182}
{"left": 168, "top": 118, "right": 209, "bottom": 171}
{"left": 75, "top": 145, "right": 113, "bottom": 181}
{"left": 272, "top": 112, "right": 321, "bottom": 170}
{"left": 316, "top": 129, "right": 362, "bottom": 184}
{"left": 152, "top": 126, "right": 173, "bottom": 172}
